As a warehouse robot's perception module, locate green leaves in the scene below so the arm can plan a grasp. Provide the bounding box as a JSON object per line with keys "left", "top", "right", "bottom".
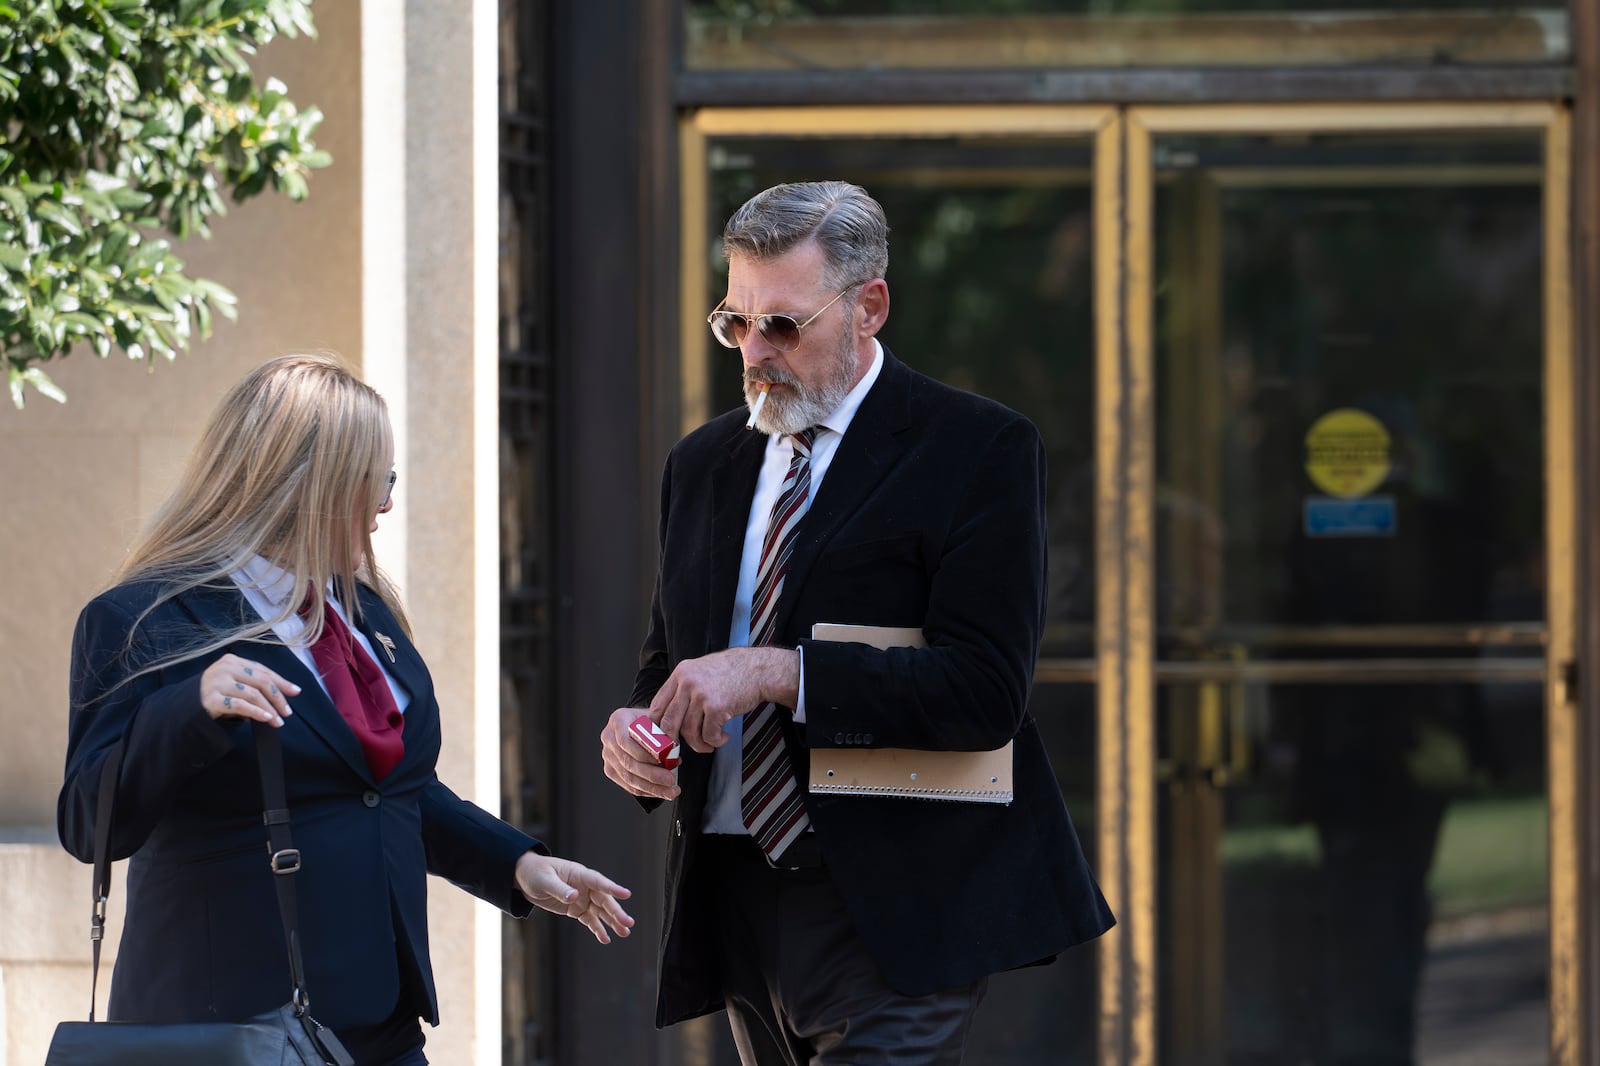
{"left": 0, "top": 176, "right": 242, "bottom": 388}
{"left": 0, "top": 0, "right": 323, "bottom": 407}
{"left": 8, "top": 364, "right": 66, "bottom": 408}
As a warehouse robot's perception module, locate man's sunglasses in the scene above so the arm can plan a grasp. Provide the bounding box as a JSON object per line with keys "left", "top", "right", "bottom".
{"left": 706, "top": 282, "right": 863, "bottom": 353}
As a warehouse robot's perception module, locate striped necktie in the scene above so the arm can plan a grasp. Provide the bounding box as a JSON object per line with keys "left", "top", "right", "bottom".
{"left": 741, "top": 427, "right": 817, "bottom": 860}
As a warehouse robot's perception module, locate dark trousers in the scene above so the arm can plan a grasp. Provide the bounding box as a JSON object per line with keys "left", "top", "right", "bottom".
{"left": 337, "top": 1001, "right": 426, "bottom": 1066}
{"left": 703, "top": 833, "right": 987, "bottom": 1066}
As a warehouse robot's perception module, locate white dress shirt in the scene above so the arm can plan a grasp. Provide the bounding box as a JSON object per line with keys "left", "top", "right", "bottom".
{"left": 230, "top": 555, "right": 411, "bottom": 714}
{"left": 702, "top": 341, "right": 884, "bottom": 834}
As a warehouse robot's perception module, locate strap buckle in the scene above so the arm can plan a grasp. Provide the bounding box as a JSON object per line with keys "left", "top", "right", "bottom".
{"left": 270, "top": 848, "right": 302, "bottom": 875}
{"left": 90, "top": 895, "right": 107, "bottom": 941}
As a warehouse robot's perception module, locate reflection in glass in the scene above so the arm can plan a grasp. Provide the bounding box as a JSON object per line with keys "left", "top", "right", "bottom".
{"left": 1158, "top": 682, "right": 1548, "bottom": 1066}
{"left": 684, "top": 2, "right": 1569, "bottom": 70}
{"left": 1153, "top": 132, "right": 1546, "bottom": 647}
{"left": 706, "top": 136, "right": 1096, "bottom": 658}
{"left": 968, "top": 683, "right": 1099, "bottom": 1065}
{"left": 1152, "top": 131, "right": 1549, "bottom": 1065}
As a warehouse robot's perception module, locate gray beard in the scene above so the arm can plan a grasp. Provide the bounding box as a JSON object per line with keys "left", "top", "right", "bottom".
{"left": 744, "top": 328, "right": 859, "bottom": 436}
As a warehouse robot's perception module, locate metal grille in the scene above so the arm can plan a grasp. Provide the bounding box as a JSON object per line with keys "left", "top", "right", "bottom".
{"left": 498, "top": 1, "right": 555, "bottom": 1063}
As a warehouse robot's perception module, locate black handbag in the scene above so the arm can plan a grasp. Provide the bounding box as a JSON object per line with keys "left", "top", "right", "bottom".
{"left": 46, "top": 723, "right": 355, "bottom": 1066}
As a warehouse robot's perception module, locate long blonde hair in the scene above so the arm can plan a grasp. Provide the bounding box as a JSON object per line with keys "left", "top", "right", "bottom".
{"left": 115, "top": 353, "right": 410, "bottom": 672}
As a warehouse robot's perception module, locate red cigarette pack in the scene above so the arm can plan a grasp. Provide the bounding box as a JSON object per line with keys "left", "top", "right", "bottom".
{"left": 629, "top": 714, "right": 681, "bottom": 771}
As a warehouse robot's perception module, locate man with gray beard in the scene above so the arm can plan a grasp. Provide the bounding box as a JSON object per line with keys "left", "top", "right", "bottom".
{"left": 600, "top": 181, "right": 1112, "bottom": 1066}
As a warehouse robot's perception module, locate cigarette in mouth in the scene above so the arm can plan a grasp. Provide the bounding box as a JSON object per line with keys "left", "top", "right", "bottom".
{"left": 745, "top": 384, "right": 769, "bottom": 430}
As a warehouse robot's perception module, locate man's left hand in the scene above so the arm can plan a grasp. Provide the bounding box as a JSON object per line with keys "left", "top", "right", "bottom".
{"left": 650, "top": 647, "right": 800, "bottom": 754}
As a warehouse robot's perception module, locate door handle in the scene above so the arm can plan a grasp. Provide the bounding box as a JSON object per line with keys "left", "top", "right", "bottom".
{"left": 1557, "top": 659, "right": 1578, "bottom": 706}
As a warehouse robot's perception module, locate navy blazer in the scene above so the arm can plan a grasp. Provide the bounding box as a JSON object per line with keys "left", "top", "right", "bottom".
{"left": 633, "top": 350, "right": 1115, "bottom": 1027}
{"left": 58, "top": 577, "right": 540, "bottom": 1028}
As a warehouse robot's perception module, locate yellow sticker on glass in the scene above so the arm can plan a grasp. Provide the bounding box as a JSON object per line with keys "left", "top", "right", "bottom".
{"left": 1304, "top": 408, "right": 1391, "bottom": 498}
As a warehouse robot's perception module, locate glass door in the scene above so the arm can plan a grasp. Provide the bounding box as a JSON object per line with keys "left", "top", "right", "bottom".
{"left": 679, "top": 105, "right": 1118, "bottom": 1065}
{"left": 1120, "top": 104, "right": 1578, "bottom": 1066}
{"left": 677, "top": 102, "right": 1578, "bottom": 1066}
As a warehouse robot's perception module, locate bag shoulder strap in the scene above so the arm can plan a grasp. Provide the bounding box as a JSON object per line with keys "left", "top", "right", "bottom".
{"left": 87, "top": 746, "right": 119, "bottom": 1022}
{"left": 253, "top": 722, "right": 313, "bottom": 1013}
{"left": 86, "top": 723, "right": 314, "bottom": 1020}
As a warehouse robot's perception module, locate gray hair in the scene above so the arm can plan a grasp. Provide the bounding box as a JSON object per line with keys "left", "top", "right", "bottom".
{"left": 722, "top": 181, "right": 889, "bottom": 289}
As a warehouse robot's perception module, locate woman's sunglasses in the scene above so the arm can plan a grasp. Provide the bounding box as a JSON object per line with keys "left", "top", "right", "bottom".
{"left": 706, "top": 283, "right": 863, "bottom": 353}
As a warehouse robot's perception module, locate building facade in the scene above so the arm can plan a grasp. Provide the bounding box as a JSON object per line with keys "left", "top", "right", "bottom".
{"left": 4, "top": 2, "right": 1599, "bottom": 1065}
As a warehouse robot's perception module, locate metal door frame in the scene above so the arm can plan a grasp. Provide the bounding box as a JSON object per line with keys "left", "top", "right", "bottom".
{"left": 678, "top": 104, "right": 1129, "bottom": 1063}
{"left": 1116, "top": 101, "right": 1578, "bottom": 1066}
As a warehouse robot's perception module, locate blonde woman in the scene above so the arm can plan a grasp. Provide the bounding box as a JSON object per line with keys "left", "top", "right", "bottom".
{"left": 58, "top": 354, "right": 632, "bottom": 1066}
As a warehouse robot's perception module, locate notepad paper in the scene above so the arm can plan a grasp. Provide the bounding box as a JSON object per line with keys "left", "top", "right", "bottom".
{"left": 806, "top": 624, "right": 1014, "bottom": 805}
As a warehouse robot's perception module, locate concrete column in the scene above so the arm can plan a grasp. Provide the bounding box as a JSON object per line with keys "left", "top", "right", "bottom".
{"left": 391, "top": 2, "right": 502, "bottom": 1064}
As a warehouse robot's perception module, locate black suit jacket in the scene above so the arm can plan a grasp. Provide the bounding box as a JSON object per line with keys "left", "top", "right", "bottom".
{"left": 633, "top": 350, "right": 1114, "bottom": 1027}
{"left": 58, "top": 577, "right": 539, "bottom": 1028}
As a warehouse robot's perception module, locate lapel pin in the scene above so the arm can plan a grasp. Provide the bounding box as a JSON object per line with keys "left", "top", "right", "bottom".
{"left": 374, "top": 632, "right": 397, "bottom": 663}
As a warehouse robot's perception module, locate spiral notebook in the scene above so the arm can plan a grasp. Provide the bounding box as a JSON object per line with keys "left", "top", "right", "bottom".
{"left": 806, "top": 624, "right": 1014, "bottom": 805}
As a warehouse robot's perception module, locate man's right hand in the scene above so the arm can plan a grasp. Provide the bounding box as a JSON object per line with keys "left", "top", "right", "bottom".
{"left": 601, "top": 707, "right": 681, "bottom": 801}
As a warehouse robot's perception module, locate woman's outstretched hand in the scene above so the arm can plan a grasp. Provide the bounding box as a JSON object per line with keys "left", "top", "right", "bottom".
{"left": 514, "top": 852, "right": 635, "bottom": 944}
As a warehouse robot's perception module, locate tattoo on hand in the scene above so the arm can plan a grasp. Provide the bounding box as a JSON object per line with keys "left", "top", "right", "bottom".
{"left": 223, "top": 696, "right": 233, "bottom": 711}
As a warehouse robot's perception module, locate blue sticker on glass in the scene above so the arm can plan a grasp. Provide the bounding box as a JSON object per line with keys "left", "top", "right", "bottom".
{"left": 1303, "top": 495, "right": 1397, "bottom": 538}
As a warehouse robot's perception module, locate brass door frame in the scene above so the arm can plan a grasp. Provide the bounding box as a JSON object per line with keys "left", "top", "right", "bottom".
{"left": 677, "top": 104, "right": 1135, "bottom": 1060}
{"left": 1124, "top": 101, "right": 1579, "bottom": 1066}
